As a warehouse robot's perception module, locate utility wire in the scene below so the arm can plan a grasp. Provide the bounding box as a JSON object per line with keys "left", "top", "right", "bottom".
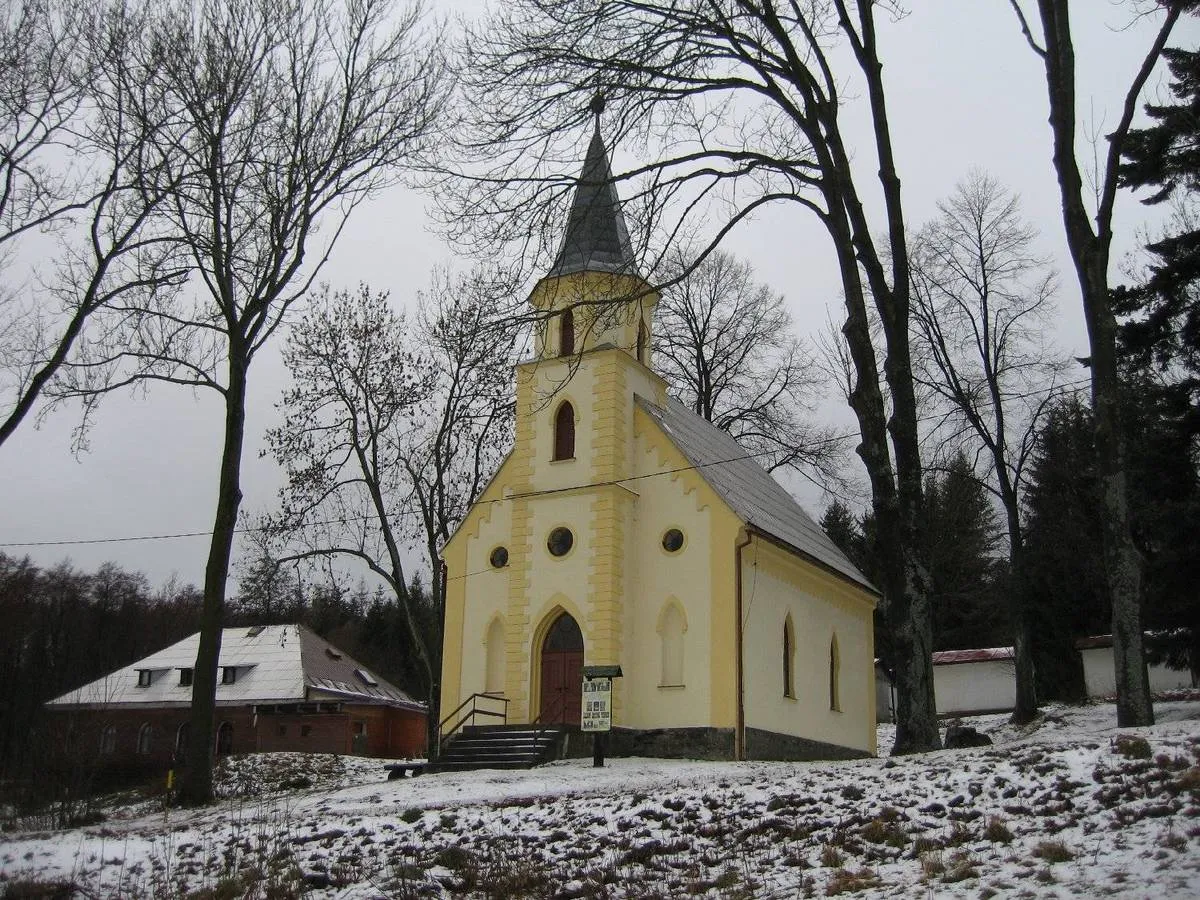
{"left": 0, "top": 375, "right": 1093, "bottom": 550}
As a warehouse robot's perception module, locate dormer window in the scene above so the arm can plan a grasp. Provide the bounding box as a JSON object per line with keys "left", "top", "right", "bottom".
{"left": 179, "top": 668, "right": 193, "bottom": 687}
{"left": 355, "top": 668, "right": 378, "bottom": 686}
{"left": 136, "top": 669, "right": 152, "bottom": 688}
{"left": 221, "top": 666, "right": 238, "bottom": 685}
{"left": 559, "top": 309, "right": 575, "bottom": 356}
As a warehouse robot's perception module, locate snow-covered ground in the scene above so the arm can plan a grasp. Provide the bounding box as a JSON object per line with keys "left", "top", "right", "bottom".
{"left": 2, "top": 700, "right": 1198, "bottom": 898}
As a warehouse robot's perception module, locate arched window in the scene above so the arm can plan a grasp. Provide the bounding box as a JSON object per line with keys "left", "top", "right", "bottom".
{"left": 136, "top": 723, "right": 153, "bottom": 755}
{"left": 636, "top": 319, "right": 647, "bottom": 363}
{"left": 560, "top": 309, "right": 575, "bottom": 356}
{"left": 99, "top": 724, "right": 117, "bottom": 755}
{"left": 553, "top": 401, "right": 575, "bottom": 461}
{"left": 485, "top": 618, "right": 506, "bottom": 694}
{"left": 216, "top": 721, "right": 234, "bottom": 756}
{"left": 783, "top": 615, "right": 796, "bottom": 699}
{"left": 829, "top": 633, "right": 841, "bottom": 711}
{"left": 658, "top": 602, "right": 685, "bottom": 687}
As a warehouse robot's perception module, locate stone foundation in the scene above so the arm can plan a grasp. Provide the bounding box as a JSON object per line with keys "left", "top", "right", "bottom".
{"left": 743, "top": 726, "right": 870, "bottom": 761}
{"left": 558, "top": 726, "right": 868, "bottom": 762}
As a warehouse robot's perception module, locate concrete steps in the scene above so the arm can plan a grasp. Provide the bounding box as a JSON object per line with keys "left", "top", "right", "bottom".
{"left": 432, "top": 725, "right": 564, "bottom": 772}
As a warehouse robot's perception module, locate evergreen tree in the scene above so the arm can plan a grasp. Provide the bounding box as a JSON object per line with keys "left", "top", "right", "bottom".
{"left": 820, "top": 501, "right": 865, "bottom": 571}
{"left": 1021, "top": 397, "right": 1100, "bottom": 702}
{"left": 1117, "top": 46, "right": 1200, "bottom": 433}
{"left": 920, "top": 453, "right": 1007, "bottom": 652}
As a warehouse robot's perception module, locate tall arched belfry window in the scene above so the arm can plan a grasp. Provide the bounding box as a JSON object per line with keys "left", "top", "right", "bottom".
{"left": 553, "top": 402, "right": 575, "bottom": 460}
{"left": 783, "top": 614, "right": 796, "bottom": 698}
{"left": 560, "top": 309, "right": 575, "bottom": 356}
{"left": 637, "top": 319, "right": 647, "bottom": 363}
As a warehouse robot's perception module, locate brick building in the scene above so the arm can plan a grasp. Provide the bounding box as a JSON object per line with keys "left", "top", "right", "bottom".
{"left": 46, "top": 625, "right": 426, "bottom": 772}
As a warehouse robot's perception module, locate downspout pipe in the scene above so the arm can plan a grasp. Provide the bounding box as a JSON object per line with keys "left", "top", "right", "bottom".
{"left": 734, "top": 529, "right": 753, "bottom": 760}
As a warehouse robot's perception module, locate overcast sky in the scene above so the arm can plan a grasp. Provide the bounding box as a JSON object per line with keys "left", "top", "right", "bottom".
{"left": 1, "top": 1, "right": 1196, "bottom": 591}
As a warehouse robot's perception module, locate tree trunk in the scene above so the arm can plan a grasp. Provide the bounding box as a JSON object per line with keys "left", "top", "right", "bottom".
{"left": 829, "top": 211, "right": 939, "bottom": 755}
{"left": 1034, "top": 0, "right": 1154, "bottom": 727}
{"left": 1082, "top": 263, "right": 1154, "bottom": 726}
{"left": 178, "top": 350, "right": 248, "bottom": 806}
{"left": 425, "top": 561, "right": 445, "bottom": 763}
{"left": 1000, "top": 480, "right": 1038, "bottom": 724}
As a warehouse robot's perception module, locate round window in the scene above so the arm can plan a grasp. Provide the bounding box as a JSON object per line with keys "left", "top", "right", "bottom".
{"left": 489, "top": 546, "right": 509, "bottom": 568}
{"left": 547, "top": 527, "right": 574, "bottom": 557}
{"left": 662, "top": 528, "right": 685, "bottom": 553}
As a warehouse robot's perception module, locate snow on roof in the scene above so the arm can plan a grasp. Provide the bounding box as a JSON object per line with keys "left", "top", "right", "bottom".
{"left": 47, "top": 624, "right": 423, "bottom": 712}
{"left": 932, "top": 647, "right": 1015, "bottom": 666}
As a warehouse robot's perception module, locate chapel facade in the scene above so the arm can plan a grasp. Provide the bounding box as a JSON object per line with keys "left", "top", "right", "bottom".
{"left": 439, "top": 122, "right": 878, "bottom": 760}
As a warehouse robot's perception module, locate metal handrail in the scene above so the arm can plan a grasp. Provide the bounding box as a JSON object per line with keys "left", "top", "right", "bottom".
{"left": 530, "top": 690, "right": 567, "bottom": 732}
{"left": 438, "top": 692, "right": 508, "bottom": 753}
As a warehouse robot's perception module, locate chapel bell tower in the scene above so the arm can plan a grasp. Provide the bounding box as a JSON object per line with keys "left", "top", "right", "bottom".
{"left": 529, "top": 97, "right": 658, "bottom": 367}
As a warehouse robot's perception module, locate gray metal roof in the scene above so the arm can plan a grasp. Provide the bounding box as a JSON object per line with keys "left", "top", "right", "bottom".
{"left": 548, "top": 122, "right": 638, "bottom": 278}
{"left": 636, "top": 396, "right": 877, "bottom": 594}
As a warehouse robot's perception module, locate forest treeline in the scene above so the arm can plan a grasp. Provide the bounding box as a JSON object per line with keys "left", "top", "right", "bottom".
{"left": 823, "top": 385, "right": 1200, "bottom": 701}
{"left": 0, "top": 552, "right": 436, "bottom": 784}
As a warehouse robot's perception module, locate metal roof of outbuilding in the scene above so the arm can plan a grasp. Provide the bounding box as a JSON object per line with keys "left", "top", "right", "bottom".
{"left": 47, "top": 624, "right": 423, "bottom": 712}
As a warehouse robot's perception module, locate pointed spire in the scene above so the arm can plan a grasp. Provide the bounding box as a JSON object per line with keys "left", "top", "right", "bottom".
{"left": 548, "top": 99, "right": 637, "bottom": 278}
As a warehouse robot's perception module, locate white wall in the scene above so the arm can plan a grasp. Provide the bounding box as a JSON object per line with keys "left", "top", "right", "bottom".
{"left": 933, "top": 661, "right": 1016, "bottom": 716}
{"left": 740, "top": 541, "right": 876, "bottom": 755}
{"left": 1081, "top": 648, "right": 1196, "bottom": 697}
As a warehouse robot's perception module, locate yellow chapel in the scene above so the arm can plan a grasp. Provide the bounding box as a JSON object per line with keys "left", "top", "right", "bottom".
{"left": 439, "top": 121, "right": 878, "bottom": 761}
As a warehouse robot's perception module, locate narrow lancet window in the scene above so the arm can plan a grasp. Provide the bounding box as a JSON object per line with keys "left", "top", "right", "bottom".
{"left": 783, "top": 615, "right": 796, "bottom": 698}
{"left": 560, "top": 309, "right": 575, "bottom": 356}
{"left": 553, "top": 402, "right": 575, "bottom": 460}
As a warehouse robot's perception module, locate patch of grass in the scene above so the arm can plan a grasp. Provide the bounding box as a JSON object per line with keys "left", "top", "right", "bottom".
{"left": 945, "top": 821, "right": 973, "bottom": 847}
{"left": 860, "top": 817, "right": 907, "bottom": 848}
{"left": 840, "top": 784, "right": 864, "bottom": 801}
{"left": 941, "top": 851, "right": 979, "bottom": 883}
{"left": 819, "top": 844, "right": 843, "bottom": 868}
{"left": 400, "top": 807, "right": 423, "bottom": 825}
{"left": 983, "top": 816, "right": 1013, "bottom": 844}
{"left": 1113, "top": 734, "right": 1152, "bottom": 760}
{"left": 919, "top": 850, "right": 945, "bottom": 878}
{"left": 433, "top": 845, "right": 475, "bottom": 870}
{"left": 911, "top": 836, "right": 942, "bottom": 856}
{"left": 0, "top": 879, "right": 78, "bottom": 899}
{"left": 825, "top": 866, "right": 878, "bottom": 895}
{"left": 1032, "top": 840, "right": 1074, "bottom": 864}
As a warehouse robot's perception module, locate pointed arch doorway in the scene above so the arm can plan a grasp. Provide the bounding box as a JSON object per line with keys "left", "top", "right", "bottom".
{"left": 538, "top": 612, "right": 584, "bottom": 725}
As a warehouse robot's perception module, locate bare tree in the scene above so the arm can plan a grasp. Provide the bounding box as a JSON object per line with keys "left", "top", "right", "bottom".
{"left": 264, "top": 274, "right": 517, "bottom": 758}
{"left": 57, "top": 0, "right": 448, "bottom": 804}
{"left": 1006, "top": 0, "right": 1191, "bottom": 726}
{"left": 656, "top": 248, "right": 849, "bottom": 486}
{"left": 910, "top": 171, "right": 1069, "bottom": 724}
{"left": 404, "top": 268, "right": 517, "bottom": 751}
{"left": 264, "top": 284, "right": 435, "bottom": 735}
{"left": 0, "top": 0, "right": 184, "bottom": 447}
{"left": 445, "top": 0, "right": 940, "bottom": 753}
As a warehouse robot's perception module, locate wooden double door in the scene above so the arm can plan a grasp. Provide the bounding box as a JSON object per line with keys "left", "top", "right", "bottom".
{"left": 539, "top": 613, "right": 583, "bottom": 726}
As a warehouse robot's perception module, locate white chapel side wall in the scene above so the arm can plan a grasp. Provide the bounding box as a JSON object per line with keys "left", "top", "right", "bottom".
{"left": 622, "top": 415, "right": 716, "bottom": 730}
{"left": 741, "top": 540, "right": 876, "bottom": 755}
